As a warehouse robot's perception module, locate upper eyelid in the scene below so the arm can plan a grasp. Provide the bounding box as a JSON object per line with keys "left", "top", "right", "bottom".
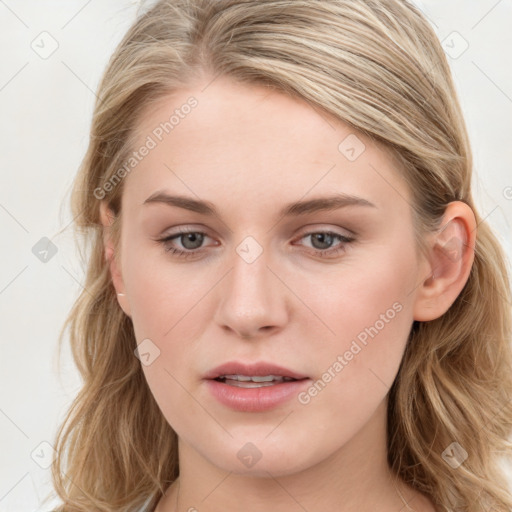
{"left": 160, "top": 223, "right": 354, "bottom": 237}
{"left": 159, "top": 227, "right": 352, "bottom": 239}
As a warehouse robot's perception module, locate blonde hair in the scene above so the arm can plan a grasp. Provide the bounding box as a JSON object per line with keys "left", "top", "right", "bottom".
{"left": 50, "top": 1, "right": 512, "bottom": 511}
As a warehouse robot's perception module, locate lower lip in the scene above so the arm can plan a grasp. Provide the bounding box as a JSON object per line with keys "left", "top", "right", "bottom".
{"left": 205, "top": 378, "right": 311, "bottom": 412}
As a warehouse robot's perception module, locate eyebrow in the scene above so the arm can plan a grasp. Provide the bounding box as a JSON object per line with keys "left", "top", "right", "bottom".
{"left": 143, "top": 191, "right": 377, "bottom": 217}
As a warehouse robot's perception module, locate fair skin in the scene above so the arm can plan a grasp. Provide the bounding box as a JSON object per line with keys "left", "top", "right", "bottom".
{"left": 100, "top": 75, "right": 476, "bottom": 512}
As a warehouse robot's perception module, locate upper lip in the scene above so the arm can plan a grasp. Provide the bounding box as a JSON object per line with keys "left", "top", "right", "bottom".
{"left": 203, "top": 361, "right": 309, "bottom": 380}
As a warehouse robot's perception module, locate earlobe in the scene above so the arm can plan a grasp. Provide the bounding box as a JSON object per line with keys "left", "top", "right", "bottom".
{"left": 413, "top": 201, "right": 476, "bottom": 322}
{"left": 99, "top": 201, "right": 131, "bottom": 317}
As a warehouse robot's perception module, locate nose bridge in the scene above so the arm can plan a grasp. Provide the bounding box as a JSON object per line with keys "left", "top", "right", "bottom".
{"left": 214, "top": 235, "right": 288, "bottom": 337}
{"left": 232, "top": 239, "right": 270, "bottom": 300}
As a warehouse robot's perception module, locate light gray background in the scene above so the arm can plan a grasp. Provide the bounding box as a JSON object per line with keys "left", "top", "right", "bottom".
{"left": 0, "top": 1, "right": 511, "bottom": 510}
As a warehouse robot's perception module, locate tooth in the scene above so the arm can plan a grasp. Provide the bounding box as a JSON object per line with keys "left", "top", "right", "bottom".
{"left": 251, "top": 375, "right": 274, "bottom": 382}
{"left": 219, "top": 374, "right": 296, "bottom": 383}
{"left": 228, "top": 381, "right": 277, "bottom": 388}
{"left": 250, "top": 375, "right": 277, "bottom": 382}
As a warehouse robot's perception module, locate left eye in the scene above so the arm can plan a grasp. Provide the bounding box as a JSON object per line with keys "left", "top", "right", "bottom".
{"left": 156, "top": 229, "right": 354, "bottom": 259}
{"left": 299, "top": 231, "right": 353, "bottom": 252}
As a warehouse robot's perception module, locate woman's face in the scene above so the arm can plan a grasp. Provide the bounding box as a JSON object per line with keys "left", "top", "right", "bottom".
{"left": 110, "top": 75, "right": 429, "bottom": 476}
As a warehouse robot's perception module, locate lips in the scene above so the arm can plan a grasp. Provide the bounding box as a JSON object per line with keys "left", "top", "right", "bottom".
{"left": 203, "top": 361, "right": 309, "bottom": 382}
{"left": 203, "top": 361, "right": 311, "bottom": 412}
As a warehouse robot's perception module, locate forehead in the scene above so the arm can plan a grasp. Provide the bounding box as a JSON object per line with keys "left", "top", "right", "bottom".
{"left": 122, "top": 76, "right": 411, "bottom": 217}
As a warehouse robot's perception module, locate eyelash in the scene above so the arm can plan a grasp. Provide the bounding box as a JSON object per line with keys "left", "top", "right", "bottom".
{"left": 156, "top": 227, "right": 355, "bottom": 260}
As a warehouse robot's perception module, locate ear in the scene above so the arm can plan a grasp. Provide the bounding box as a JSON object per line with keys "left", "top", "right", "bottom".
{"left": 413, "top": 201, "right": 476, "bottom": 322}
{"left": 99, "top": 201, "right": 131, "bottom": 317}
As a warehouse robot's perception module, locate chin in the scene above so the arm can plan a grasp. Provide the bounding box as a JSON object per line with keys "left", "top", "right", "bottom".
{"left": 196, "top": 433, "right": 328, "bottom": 478}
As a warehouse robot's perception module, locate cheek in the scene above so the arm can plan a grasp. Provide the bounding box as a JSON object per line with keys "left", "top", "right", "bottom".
{"left": 288, "top": 273, "right": 414, "bottom": 456}
{"left": 123, "top": 246, "right": 216, "bottom": 413}
{"left": 295, "top": 242, "right": 416, "bottom": 399}
{"left": 122, "top": 241, "right": 212, "bottom": 339}
{"left": 128, "top": 258, "right": 211, "bottom": 431}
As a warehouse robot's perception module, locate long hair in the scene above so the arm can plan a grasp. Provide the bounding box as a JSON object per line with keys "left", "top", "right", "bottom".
{"left": 50, "top": 1, "right": 512, "bottom": 510}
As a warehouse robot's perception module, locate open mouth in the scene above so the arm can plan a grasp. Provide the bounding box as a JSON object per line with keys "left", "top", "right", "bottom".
{"left": 214, "top": 374, "right": 299, "bottom": 388}
{"left": 205, "top": 364, "right": 311, "bottom": 411}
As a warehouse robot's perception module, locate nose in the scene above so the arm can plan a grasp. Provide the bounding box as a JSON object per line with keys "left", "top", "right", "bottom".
{"left": 213, "top": 243, "right": 289, "bottom": 339}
